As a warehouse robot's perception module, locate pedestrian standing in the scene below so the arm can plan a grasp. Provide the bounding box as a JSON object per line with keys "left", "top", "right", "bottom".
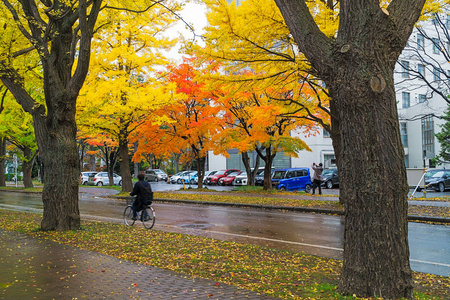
{"left": 311, "top": 162, "right": 323, "bottom": 195}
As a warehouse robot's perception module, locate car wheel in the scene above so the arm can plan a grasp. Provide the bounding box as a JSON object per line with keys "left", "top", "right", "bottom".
{"left": 326, "top": 180, "right": 333, "bottom": 189}
{"left": 190, "top": 179, "right": 195, "bottom": 184}
{"left": 305, "top": 184, "right": 312, "bottom": 193}
{"left": 155, "top": 178, "right": 158, "bottom": 182}
{"left": 438, "top": 182, "right": 445, "bottom": 192}
{"left": 118, "top": 180, "right": 122, "bottom": 186}
{"left": 82, "top": 181, "right": 88, "bottom": 185}
{"left": 279, "top": 186, "right": 286, "bottom": 191}
{"left": 177, "top": 179, "right": 182, "bottom": 184}
{"left": 96, "top": 181, "right": 103, "bottom": 187}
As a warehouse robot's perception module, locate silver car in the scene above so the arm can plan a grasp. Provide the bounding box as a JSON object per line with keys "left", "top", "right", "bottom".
{"left": 87, "top": 172, "right": 122, "bottom": 186}
{"left": 144, "top": 169, "right": 168, "bottom": 182}
{"left": 81, "top": 171, "right": 97, "bottom": 185}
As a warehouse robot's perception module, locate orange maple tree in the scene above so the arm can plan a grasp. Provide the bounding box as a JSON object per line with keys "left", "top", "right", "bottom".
{"left": 213, "top": 74, "right": 318, "bottom": 189}
{"left": 133, "top": 57, "right": 223, "bottom": 187}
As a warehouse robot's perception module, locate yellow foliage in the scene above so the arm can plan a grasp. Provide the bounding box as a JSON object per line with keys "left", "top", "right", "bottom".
{"left": 77, "top": 0, "right": 181, "bottom": 143}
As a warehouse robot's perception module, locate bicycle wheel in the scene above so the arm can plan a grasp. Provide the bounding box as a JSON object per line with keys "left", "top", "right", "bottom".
{"left": 142, "top": 206, "right": 156, "bottom": 229}
{"left": 123, "top": 206, "right": 135, "bottom": 226}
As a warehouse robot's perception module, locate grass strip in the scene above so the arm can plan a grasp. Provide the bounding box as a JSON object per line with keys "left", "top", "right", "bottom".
{"left": 0, "top": 210, "right": 448, "bottom": 299}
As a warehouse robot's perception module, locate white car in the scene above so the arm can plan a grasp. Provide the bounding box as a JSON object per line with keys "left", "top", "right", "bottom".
{"left": 81, "top": 171, "right": 97, "bottom": 185}
{"left": 87, "top": 172, "right": 122, "bottom": 186}
{"left": 233, "top": 171, "right": 248, "bottom": 186}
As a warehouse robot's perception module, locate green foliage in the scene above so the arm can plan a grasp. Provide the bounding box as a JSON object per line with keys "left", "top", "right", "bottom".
{"left": 433, "top": 104, "right": 450, "bottom": 165}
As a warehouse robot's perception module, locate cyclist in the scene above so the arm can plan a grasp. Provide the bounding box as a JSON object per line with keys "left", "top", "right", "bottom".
{"left": 129, "top": 173, "right": 153, "bottom": 220}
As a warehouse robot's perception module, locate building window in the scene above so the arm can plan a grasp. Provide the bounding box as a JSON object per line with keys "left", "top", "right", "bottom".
{"left": 418, "top": 94, "right": 427, "bottom": 103}
{"left": 432, "top": 38, "right": 440, "bottom": 54}
{"left": 404, "top": 155, "right": 409, "bottom": 168}
{"left": 417, "top": 33, "right": 424, "bottom": 50}
{"left": 447, "top": 15, "right": 450, "bottom": 29}
{"left": 402, "top": 92, "right": 410, "bottom": 108}
{"left": 324, "top": 154, "right": 335, "bottom": 167}
{"left": 434, "top": 67, "right": 441, "bottom": 81}
{"left": 323, "top": 128, "right": 330, "bottom": 138}
{"left": 421, "top": 115, "right": 435, "bottom": 159}
{"left": 400, "top": 60, "right": 409, "bottom": 77}
{"left": 418, "top": 64, "right": 425, "bottom": 78}
{"left": 400, "top": 123, "right": 408, "bottom": 147}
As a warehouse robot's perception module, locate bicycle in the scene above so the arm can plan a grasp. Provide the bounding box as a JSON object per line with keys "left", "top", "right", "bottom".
{"left": 123, "top": 198, "right": 156, "bottom": 229}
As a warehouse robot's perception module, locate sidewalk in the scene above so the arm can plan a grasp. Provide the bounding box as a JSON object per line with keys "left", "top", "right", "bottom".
{"left": 0, "top": 229, "right": 274, "bottom": 299}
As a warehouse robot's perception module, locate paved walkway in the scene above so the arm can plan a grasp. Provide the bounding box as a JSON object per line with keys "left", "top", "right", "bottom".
{"left": 0, "top": 229, "right": 275, "bottom": 299}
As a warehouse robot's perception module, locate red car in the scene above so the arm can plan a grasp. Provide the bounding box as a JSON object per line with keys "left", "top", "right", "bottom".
{"left": 218, "top": 171, "right": 242, "bottom": 185}
{"left": 206, "top": 169, "right": 240, "bottom": 185}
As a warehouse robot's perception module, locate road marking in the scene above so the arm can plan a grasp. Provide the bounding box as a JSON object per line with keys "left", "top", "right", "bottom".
{"left": 157, "top": 224, "right": 450, "bottom": 269}
{"left": 410, "top": 259, "right": 450, "bottom": 268}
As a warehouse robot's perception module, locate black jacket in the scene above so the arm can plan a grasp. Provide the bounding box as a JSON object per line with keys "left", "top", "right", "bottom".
{"left": 130, "top": 180, "right": 153, "bottom": 209}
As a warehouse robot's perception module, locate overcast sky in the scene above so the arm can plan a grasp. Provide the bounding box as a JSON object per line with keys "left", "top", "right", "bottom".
{"left": 165, "top": 2, "right": 208, "bottom": 61}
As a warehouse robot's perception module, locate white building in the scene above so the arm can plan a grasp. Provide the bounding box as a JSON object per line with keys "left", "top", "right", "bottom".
{"left": 208, "top": 11, "right": 449, "bottom": 173}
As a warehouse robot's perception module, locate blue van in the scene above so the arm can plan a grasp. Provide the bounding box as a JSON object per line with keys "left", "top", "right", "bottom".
{"left": 271, "top": 168, "right": 312, "bottom": 192}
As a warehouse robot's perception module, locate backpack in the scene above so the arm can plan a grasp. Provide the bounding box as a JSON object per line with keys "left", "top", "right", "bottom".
{"left": 141, "top": 182, "right": 153, "bottom": 204}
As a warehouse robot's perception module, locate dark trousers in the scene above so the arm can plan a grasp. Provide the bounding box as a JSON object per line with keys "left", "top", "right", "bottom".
{"left": 312, "top": 179, "right": 322, "bottom": 195}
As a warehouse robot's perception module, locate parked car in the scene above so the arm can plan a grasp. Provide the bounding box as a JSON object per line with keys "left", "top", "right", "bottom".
{"left": 87, "top": 172, "right": 122, "bottom": 186}
{"left": 255, "top": 168, "right": 274, "bottom": 186}
{"left": 205, "top": 169, "right": 240, "bottom": 185}
{"left": 218, "top": 171, "right": 241, "bottom": 185}
{"left": 233, "top": 171, "right": 248, "bottom": 186}
{"left": 271, "top": 168, "right": 312, "bottom": 192}
{"left": 177, "top": 171, "right": 198, "bottom": 184}
{"left": 169, "top": 171, "right": 189, "bottom": 184}
{"left": 81, "top": 171, "right": 97, "bottom": 185}
{"left": 202, "top": 170, "right": 218, "bottom": 184}
{"left": 321, "top": 168, "right": 339, "bottom": 189}
{"left": 144, "top": 169, "right": 168, "bottom": 182}
{"left": 424, "top": 169, "right": 450, "bottom": 192}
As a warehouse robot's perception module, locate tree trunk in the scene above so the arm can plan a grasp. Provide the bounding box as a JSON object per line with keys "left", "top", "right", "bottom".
{"left": 255, "top": 146, "right": 275, "bottom": 190}
{"left": 0, "top": 137, "right": 5, "bottom": 187}
{"left": 196, "top": 155, "right": 206, "bottom": 189}
{"left": 133, "top": 142, "right": 139, "bottom": 178}
{"left": 330, "top": 65, "right": 413, "bottom": 299}
{"left": 118, "top": 134, "right": 132, "bottom": 192}
{"left": 36, "top": 99, "right": 80, "bottom": 231}
{"left": 22, "top": 146, "right": 35, "bottom": 188}
{"left": 89, "top": 154, "right": 96, "bottom": 171}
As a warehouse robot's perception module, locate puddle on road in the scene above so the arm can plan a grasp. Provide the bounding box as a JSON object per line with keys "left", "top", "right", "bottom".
{"left": 179, "top": 224, "right": 212, "bottom": 230}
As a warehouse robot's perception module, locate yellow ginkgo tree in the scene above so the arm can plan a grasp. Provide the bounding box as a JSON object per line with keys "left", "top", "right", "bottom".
{"left": 78, "top": 1, "right": 180, "bottom": 192}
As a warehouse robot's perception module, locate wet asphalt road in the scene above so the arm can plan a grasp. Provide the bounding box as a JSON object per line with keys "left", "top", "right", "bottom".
{"left": 0, "top": 184, "right": 449, "bottom": 277}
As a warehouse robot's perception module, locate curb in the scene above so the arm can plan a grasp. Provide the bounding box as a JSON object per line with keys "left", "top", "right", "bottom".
{"left": 112, "top": 196, "right": 450, "bottom": 224}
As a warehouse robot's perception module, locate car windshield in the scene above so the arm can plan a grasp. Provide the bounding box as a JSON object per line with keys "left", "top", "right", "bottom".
{"left": 431, "top": 171, "right": 445, "bottom": 178}
{"left": 272, "top": 171, "right": 286, "bottom": 179}
{"left": 322, "top": 170, "right": 334, "bottom": 176}
{"left": 238, "top": 172, "right": 247, "bottom": 176}
{"left": 228, "top": 172, "right": 239, "bottom": 177}
{"left": 155, "top": 170, "right": 165, "bottom": 174}
{"left": 215, "top": 170, "right": 226, "bottom": 175}
{"left": 425, "top": 170, "right": 441, "bottom": 179}
{"left": 207, "top": 171, "right": 217, "bottom": 176}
